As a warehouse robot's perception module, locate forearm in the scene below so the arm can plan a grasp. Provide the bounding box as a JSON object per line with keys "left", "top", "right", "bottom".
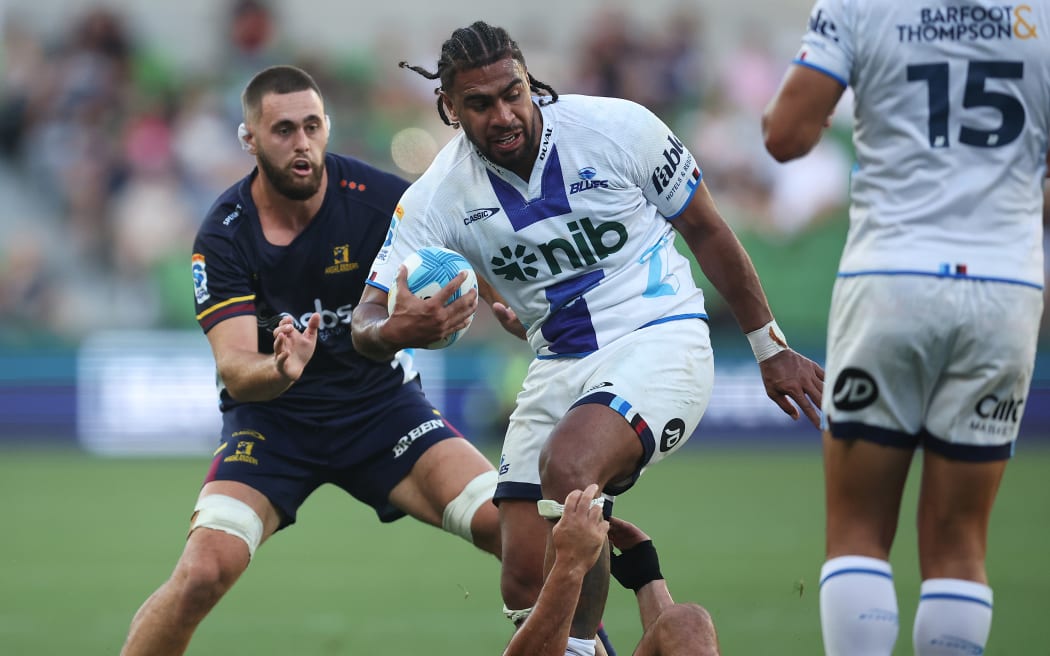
{"left": 503, "top": 560, "right": 586, "bottom": 656}
{"left": 688, "top": 223, "right": 773, "bottom": 332}
{"left": 349, "top": 301, "right": 400, "bottom": 362}
{"left": 635, "top": 580, "right": 676, "bottom": 631}
{"left": 216, "top": 351, "right": 297, "bottom": 402}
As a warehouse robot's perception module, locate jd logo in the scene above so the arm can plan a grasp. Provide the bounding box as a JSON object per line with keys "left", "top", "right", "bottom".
{"left": 832, "top": 368, "right": 878, "bottom": 411}
{"left": 660, "top": 418, "right": 686, "bottom": 452}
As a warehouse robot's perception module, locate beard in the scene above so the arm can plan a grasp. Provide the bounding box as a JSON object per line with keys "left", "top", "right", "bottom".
{"left": 472, "top": 109, "right": 540, "bottom": 173}
{"left": 257, "top": 150, "right": 324, "bottom": 201}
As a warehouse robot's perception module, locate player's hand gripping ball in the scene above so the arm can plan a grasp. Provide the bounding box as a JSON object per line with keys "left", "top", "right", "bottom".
{"left": 388, "top": 246, "right": 478, "bottom": 349}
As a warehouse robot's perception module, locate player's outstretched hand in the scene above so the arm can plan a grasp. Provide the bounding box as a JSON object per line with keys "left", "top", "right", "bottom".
{"left": 552, "top": 484, "right": 609, "bottom": 572}
{"left": 273, "top": 313, "right": 320, "bottom": 382}
{"left": 386, "top": 265, "right": 477, "bottom": 347}
{"left": 758, "top": 349, "right": 824, "bottom": 429}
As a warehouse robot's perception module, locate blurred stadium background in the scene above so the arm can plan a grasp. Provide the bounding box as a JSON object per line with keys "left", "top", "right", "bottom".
{"left": 1, "top": 1, "right": 1048, "bottom": 654}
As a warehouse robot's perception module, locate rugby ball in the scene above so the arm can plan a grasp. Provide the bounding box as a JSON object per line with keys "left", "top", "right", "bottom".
{"left": 387, "top": 246, "right": 478, "bottom": 349}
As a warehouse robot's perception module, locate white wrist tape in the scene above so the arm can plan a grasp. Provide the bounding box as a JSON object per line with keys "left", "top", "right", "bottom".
{"left": 536, "top": 497, "right": 605, "bottom": 520}
{"left": 746, "top": 319, "right": 789, "bottom": 363}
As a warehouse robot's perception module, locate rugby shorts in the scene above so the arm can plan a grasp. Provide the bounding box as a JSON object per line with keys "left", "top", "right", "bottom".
{"left": 495, "top": 318, "right": 713, "bottom": 503}
{"left": 823, "top": 274, "right": 1042, "bottom": 461}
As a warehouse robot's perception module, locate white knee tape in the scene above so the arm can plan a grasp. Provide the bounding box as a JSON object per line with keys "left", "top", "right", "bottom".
{"left": 442, "top": 470, "right": 497, "bottom": 543}
{"left": 191, "top": 494, "right": 264, "bottom": 561}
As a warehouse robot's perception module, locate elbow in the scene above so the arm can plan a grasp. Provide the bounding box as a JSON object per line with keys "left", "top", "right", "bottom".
{"left": 763, "top": 127, "right": 810, "bottom": 163}
{"left": 761, "top": 113, "right": 812, "bottom": 163}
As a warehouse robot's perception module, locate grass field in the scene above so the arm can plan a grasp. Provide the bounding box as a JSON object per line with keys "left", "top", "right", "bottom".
{"left": 3, "top": 442, "right": 1049, "bottom": 655}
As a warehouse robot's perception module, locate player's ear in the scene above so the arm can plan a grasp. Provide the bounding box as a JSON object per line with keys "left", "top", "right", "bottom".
{"left": 439, "top": 91, "right": 459, "bottom": 123}
{"left": 237, "top": 123, "right": 256, "bottom": 154}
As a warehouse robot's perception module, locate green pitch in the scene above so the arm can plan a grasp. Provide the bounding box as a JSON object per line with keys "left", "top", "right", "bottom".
{"left": 3, "top": 442, "right": 1048, "bottom": 655}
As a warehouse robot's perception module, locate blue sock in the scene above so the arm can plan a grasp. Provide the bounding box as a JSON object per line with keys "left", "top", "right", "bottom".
{"left": 597, "top": 623, "right": 617, "bottom": 656}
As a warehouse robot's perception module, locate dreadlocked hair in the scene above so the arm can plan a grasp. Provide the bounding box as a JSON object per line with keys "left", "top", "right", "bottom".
{"left": 399, "top": 20, "right": 558, "bottom": 128}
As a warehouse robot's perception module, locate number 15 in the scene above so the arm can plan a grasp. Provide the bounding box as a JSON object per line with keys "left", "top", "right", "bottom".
{"left": 906, "top": 60, "right": 1025, "bottom": 148}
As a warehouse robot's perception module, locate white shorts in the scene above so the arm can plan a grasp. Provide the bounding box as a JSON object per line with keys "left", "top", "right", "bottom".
{"left": 494, "top": 319, "right": 713, "bottom": 502}
{"left": 823, "top": 275, "right": 1042, "bottom": 461}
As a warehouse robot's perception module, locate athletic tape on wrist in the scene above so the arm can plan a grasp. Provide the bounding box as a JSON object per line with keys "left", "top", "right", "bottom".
{"left": 745, "top": 319, "right": 789, "bottom": 363}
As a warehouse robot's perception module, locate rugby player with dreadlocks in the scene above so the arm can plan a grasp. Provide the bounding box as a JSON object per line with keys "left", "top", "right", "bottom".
{"left": 352, "top": 21, "right": 824, "bottom": 656}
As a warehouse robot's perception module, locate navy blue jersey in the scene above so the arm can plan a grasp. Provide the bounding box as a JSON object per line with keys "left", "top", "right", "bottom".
{"left": 192, "top": 153, "right": 410, "bottom": 416}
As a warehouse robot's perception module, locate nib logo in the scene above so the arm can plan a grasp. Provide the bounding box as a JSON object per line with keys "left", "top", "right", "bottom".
{"left": 492, "top": 218, "right": 629, "bottom": 282}
{"left": 491, "top": 245, "right": 540, "bottom": 281}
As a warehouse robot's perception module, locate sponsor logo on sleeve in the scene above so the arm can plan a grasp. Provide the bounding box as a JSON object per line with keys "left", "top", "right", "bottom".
{"left": 192, "top": 253, "right": 210, "bottom": 303}
{"left": 808, "top": 8, "right": 839, "bottom": 42}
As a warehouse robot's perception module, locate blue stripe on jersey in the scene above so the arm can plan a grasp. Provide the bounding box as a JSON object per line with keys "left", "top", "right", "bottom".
{"left": 487, "top": 145, "right": 572, "bottom": 231}
{"left": 541, "top": 271, "right": 603, "bottom": 355}
{"left": 837, "top": 270, "right": 1044, "bottom": 290}
{"left": 792, "top": 58, "right": 848, "bottom": 88}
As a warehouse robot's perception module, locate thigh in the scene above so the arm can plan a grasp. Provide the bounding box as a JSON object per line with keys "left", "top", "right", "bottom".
{"left": 330, "top": 379, "right": 476, "bottom": 523}
{"left": 388, "top": 437, "right": 496, "bottom": 527}
{"left": 207, "top": 405, "right": 324, "bottom": 529}
{"left": 916, "top": 449, "right": 1007, "bottom": 581}
{"left": 823, "top": 431, "right": 915, "bottom": 559}
{"left": 496, "top": 319, "right": 713, "bottom": 503}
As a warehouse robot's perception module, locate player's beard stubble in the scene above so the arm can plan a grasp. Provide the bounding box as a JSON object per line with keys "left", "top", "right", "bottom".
{"left": 257, "top": 147, "right": 324, "bottom": 201}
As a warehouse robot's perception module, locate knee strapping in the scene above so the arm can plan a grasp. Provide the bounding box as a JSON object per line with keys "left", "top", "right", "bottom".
{"left": 190, "top": 494, "right": 264, "bottom": 560}
{"left": 442, "top": 470, "right": 497, "bottom": 544}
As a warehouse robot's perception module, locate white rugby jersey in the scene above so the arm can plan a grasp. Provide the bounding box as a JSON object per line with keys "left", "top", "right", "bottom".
{"left": 368, "top": 94, "right": 708, "bottom": 358}
{"left": 794, "top": 0, "right": 1049, "bottom": 286}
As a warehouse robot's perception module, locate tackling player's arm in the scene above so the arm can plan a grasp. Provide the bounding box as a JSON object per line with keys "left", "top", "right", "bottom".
{"left": 206, "top": 313, "right": 320, "bottom": 402}
{"left": 502, "top": 485, "right": 608, "bottom": 656}
{"left": 761, "top": 65, "right": 845, "bottom": 162}
{"left": 671, "top": 181, "right": 824, "bottom": 427}
{"left": 351, "top": 266, "right": 478, "bottom": 361}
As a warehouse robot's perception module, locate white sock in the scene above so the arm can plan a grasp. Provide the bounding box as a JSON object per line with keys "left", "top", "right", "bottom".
{"left": 913, "top": 578, "right": 993, "bottom": 656}
{"left": 819, "top": 555, "right": 899, "bottom": 656}
{"left": 565, "top": 637, "right": 596, "bottom": 656}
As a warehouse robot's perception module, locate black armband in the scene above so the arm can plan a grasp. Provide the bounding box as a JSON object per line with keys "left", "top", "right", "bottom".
{"left": 610, "top": 540, "right": 663, "bottom": 592}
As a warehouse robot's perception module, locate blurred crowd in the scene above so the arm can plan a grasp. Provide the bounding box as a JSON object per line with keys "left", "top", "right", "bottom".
{"left": 0, "top": 0, "right": 858, "bottom": 347}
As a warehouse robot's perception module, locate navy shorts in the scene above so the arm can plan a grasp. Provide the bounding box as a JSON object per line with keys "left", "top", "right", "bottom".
{"left": 204, "top": 379, "right": 463, "bottom": 529}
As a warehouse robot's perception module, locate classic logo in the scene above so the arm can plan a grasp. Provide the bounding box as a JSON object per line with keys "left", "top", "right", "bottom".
{"left": 585, "top": 381, "right": 614, "bottom": 393}
{"left": 464, "top": 207, "right": 501, "bottom": 225}
{"left": 832, "top": 368, "right": 879, "bottom": 411}
{"left": 490, "top": 218, "right": 628, "bottom": 281}
{"left": 660, "top": 418, "right": 686, "bottom": 452}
